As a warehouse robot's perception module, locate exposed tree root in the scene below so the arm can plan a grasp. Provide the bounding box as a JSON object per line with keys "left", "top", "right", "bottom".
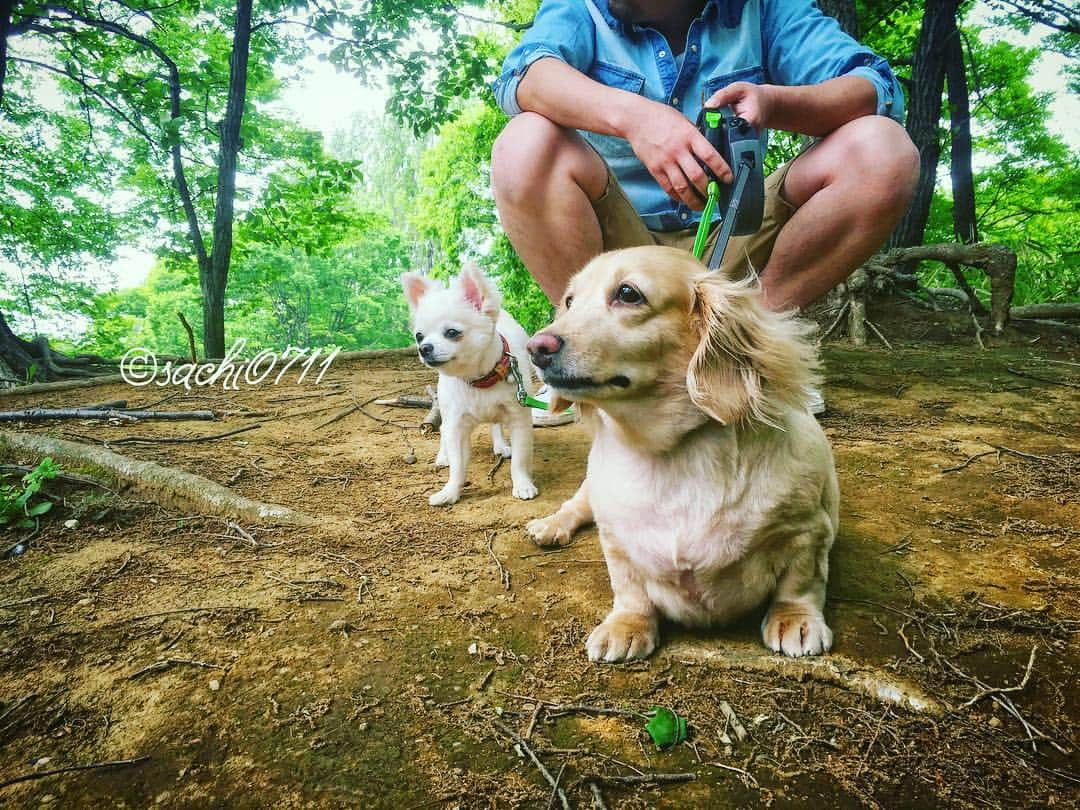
{"left": 663, "top": 642, "right": 945, "bottom": 715}
{"left": 0, "top": 431, "right": 316, "bottom": 526}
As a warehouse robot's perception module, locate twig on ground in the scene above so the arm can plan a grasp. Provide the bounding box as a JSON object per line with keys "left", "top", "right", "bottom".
{"left": 545, "top": 763, "right": 566, "bottom": 810}
{"left": 581, "top": 772, "right": 696, "bottom": 786}
{"left": 374, "top": 395, "right": 433, "bottom": 408}
{"left": 1006, "top": 366, "right": 1080, "bottom": 389}
{"left": 107, "top": 424, "right": 261, "bottom": 446}
{"left": 706, "top": 760, "right": 759, "bottom": 788}
{"left": 485, "top": 531, "right": 511, "bottom": 591}
{"left": 864, "top": 319, "right": 894, "bottom": 350}
{"left": 0, "top": 756, "right": 150, "bottom": 789}
{"left": 129, "top": 657, "right": 227, "bottom": 679}
{"left": 487, "top": 454, "right": 505, "bottom": 482}
{"left": 492, "top": 719, "right": 570, "bottom": 810}
{"left": 821, "top": 301, "right": 850, "bottom": 341}
{"left": 588, "top": 780, "right": 609, "bottom": 810}
{"left": 960, "top": 646, "right": 1037, "bottom": 709}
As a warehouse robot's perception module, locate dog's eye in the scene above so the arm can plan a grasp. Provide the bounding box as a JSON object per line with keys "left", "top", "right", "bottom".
{"left": 614, "top": 284, "right": 645, "bottom": 305}
{"left": 414, "top": 332, "right": 424, "bottom": 343}
{"left": 444, "top": 328, "right": 461, "bottom": 339}
{"left": 564, "top": 295, "right": 573, "bottom": 309}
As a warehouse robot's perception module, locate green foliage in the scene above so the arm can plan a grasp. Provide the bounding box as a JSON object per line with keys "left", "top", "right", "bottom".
{"left": 0, "top": 458, "right": 60, "bottom": 530}
{"left": 413, "top": 102, "right": 550, "bottom": 333}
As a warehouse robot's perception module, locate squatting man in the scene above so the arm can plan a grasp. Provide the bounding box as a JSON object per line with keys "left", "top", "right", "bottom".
{"left": 490, "top": 0, "right": 920, "bottom": 414}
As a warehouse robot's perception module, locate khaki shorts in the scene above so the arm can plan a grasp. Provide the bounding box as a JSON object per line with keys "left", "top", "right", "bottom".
{"left": 591, "top": 158, "right": 801, "bottom": 279}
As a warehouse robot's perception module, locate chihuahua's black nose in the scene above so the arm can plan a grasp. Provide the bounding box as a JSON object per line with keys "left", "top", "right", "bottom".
{"left": 419, "top": 343, "right": 435, "bottom": 359}
{"left": 526, "top": 333, "right": 563, "bottom": 369}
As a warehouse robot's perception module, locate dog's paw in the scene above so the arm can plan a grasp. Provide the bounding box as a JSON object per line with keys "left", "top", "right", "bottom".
{"left": 526, "top": 513, "right": 574, "bottom": 547}
{"left": 512, "top": 480, "right": 538, "bottom": 500}
{"left": 762, "top": 603, "right": 833, "bottom": 657}
{"left": 586, "top": 613, "right": 658, "bottom": 663}
{"left": 492, "top": 443, "right": 512, "bottom": 459}
{"left": 428, "top": 487, "right": 461, "bottom": 507}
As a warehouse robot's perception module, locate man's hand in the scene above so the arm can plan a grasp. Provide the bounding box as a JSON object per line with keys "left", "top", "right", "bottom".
{"left": 704, "top": 82, "right": 776, "bottom": 130}
{"left": 621, "top": 99, "right": 732, "bottom": 211}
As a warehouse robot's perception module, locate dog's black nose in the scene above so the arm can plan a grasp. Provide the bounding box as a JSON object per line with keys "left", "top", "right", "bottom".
{"left": 419, "top": 343, "right": 435, "bottom": 359}
{"left": 526, "top": 333, "right": 563, "bottom": 369}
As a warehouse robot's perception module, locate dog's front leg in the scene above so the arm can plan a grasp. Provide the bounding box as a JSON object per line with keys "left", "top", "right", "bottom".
{"left": 429, "top": 416, "right": 473, "bottom": 506}
{"left": 527, "top": 479, "right": 592, "bottom": 547}
{"left": 507, "top": 413, "right": 538, "bottom": 500}
{"left": 587, "top": 533, "right": 659, "bottom": 662}
{"left": 761, "top": 527, "right": 833, "bottom": 657}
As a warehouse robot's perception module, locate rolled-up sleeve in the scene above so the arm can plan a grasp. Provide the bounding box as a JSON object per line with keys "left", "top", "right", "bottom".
{"left": 491, "top": 0, "right": 597, "bottom": 116}
{"left": 762, "top": 0, "right": 905, "bottom": 123}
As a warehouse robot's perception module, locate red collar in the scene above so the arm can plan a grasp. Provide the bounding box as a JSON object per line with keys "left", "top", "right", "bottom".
{"left": 470, "top": 335, "right": 513, "bottom": 389}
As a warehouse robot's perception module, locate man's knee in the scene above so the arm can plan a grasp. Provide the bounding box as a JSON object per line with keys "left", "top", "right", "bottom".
{"left": 836, "top": 117, "right": 920, "bottom": 212}
{"left": 491, "top": 112, "right": 605, "bottom": 204}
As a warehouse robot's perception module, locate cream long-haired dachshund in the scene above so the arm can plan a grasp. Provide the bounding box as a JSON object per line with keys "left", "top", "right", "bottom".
{"left": 525, "top": 246, "right": 838, "bottom": 661}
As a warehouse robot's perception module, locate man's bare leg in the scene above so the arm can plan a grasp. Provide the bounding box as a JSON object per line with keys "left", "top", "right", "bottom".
{"left": 759, "top": 116, "right": 919, "bottom": 311}
{"left": 491, "top": 113, "right": 609, "bottom": 304}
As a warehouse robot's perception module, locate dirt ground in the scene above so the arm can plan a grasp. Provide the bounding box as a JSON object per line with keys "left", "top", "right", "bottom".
{"left": 0, "top": 305, "right": 1077, "bottom": 808}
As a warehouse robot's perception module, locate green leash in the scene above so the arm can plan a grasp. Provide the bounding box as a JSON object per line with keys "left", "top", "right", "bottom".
{"left": 509, "top": 355, "right": 554, "bottom": 410}
{"left": 691, "top": 110, "right": 722, "bottom": 261}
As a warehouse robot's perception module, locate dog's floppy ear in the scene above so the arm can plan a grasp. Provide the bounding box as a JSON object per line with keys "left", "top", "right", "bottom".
{"left": 459, "top": 262, "right": 502, "bottom": 317}
{"left": 686, "top": 275, "right": 819, "bottom": 427}
{"left": 401, "top": 272, "right": 439, "bottom": 311}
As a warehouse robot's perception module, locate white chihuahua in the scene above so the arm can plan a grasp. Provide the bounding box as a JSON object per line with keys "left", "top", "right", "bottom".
{"left": 401, "top": 263, "right": 539, "bottom": 506}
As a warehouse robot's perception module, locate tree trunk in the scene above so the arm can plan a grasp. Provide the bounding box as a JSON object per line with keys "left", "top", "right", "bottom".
{"left": 946, "top": 26, "right": 977, "bottom": 245}
{"left": 889, "top": 0, "right": 960, "bottom": 256}
{"left": 0, "top": 0, "right": 13, "bottom": 107}
{"left": 817, "top": 0, "right": 859, "bottom": 38}
{"left": 0, "top": 312, "right": 114, "bottom": 384}
{"left": 203, "top": 0, "right": 252, "bottom": 358}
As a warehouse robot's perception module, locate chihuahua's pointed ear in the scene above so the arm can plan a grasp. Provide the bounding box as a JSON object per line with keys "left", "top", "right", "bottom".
{"left": 459, "top": 262, "right": 502, "bottom": 317}
{"left": 401, "top": 272, "right": 441, "bottom": 311}
{"left": 686, "top": 275, "right": 818, "bottom": 427}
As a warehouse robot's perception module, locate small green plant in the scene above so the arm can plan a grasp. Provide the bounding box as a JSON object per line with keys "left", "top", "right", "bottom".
{"left": 0, "top": 457, "right": 60, "bottom": 529}
{"left": 24, "top": 363, "right": 38, "bottom": 385}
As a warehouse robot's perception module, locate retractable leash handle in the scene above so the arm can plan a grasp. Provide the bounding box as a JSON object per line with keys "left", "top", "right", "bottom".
{"left": 691, "top": 107, "right": 766, "bottom": 273}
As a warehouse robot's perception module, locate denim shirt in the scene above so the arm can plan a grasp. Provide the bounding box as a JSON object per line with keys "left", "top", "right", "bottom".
{"left": 492, "top": 0, "right": 905, "bottom": 232}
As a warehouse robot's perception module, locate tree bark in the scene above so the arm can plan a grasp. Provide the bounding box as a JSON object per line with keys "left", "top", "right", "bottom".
{"left": 203, "top": 0, "right": 253, "bottom": 358}
{"left": 0, "top": 0, "right": 13, "bottom": 107}
{"left": 889, "top": 0, "right": 961, "bottom": 256}
{"left": 946, "top": 24, "right": 978, "bottom": 245}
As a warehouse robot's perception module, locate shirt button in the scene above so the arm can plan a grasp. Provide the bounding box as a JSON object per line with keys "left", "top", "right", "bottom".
{"left": 680, "top": 212, "right": 689, "bottom": 220}
{"left": 691, "top": 45, "right": 698, "bottom": 53}
{"left": 658, "top": 50, "right": 666, "bottom": 58}
{"left": 671, "top": 97, "right": 680, "bottom": 106}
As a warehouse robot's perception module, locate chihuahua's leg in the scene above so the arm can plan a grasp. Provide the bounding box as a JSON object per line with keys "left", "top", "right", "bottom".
{"left": 587, "top": 532, "right": 659, "bottom": 662}
{"left": 527, "top": 479, "right": 592, "bottom": 547}
{"left": 490, "top": 423, "right": 512, "bottom": 458}
{"left": 507, "top": 412, "right": 538, "bottom": 500}
{"left": 434, "top": 433, "right": 449, "bottom": 468}
{"left": 761, "top": 519, "right": 834, "bottom": 657}
{"left": 429, "top": 416, "right": 473, "bottom": 506}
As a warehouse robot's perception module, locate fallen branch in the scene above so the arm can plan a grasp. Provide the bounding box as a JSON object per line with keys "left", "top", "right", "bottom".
{"left": 373, "top": 395, "right": 433, "bottom": 408}
{"left": 0, "top": 408, "right": 216, "bottom": 423}
{"left": 0, "top": 431, "right": 316, "bottom": 526}
{"left": 0, "top": 756, "right": 150, "bottom": 790}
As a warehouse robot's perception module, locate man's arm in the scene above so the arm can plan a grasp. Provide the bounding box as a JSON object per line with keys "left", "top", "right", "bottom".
{"left": 707, "top": 75, "right": 877, "bottom": 137}
{"left": 517, "top": 57, "right": 731, "bottom": 209}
